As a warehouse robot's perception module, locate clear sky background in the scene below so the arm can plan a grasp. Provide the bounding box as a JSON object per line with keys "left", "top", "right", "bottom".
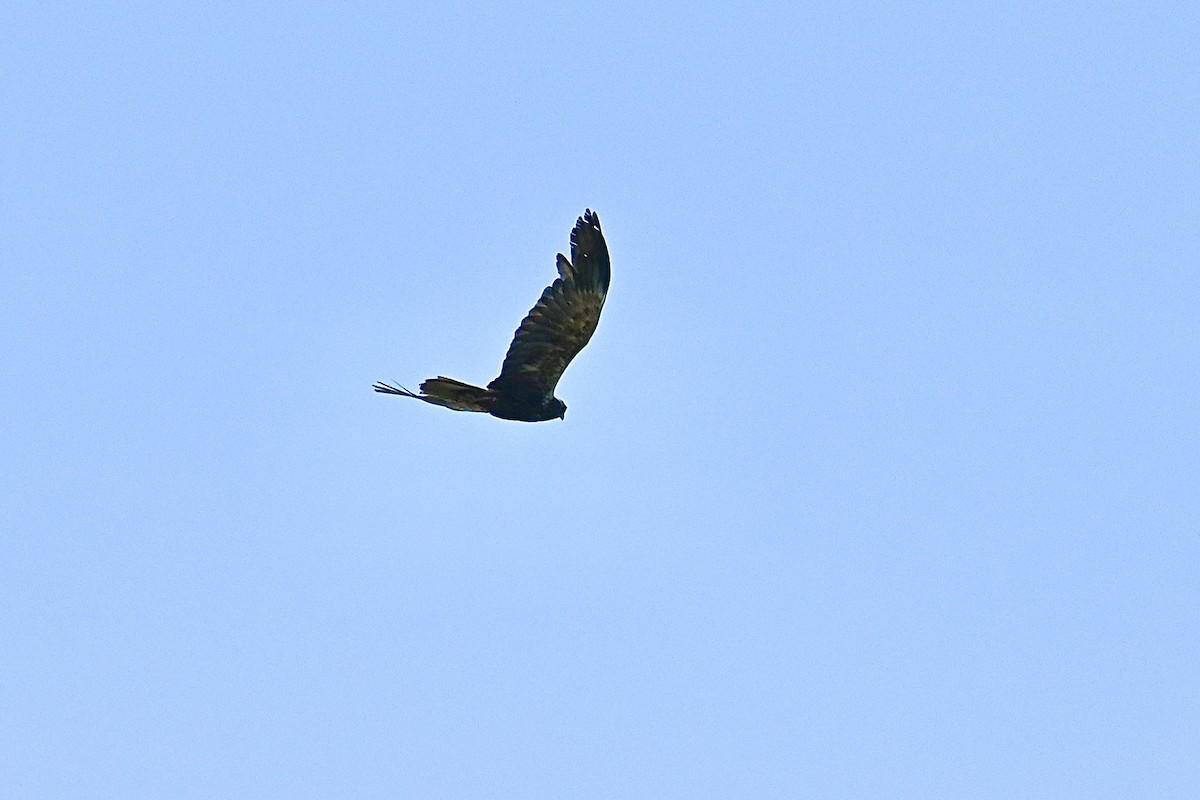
{"left": 3, "top": 2, "right": 1198, "bottom": 797}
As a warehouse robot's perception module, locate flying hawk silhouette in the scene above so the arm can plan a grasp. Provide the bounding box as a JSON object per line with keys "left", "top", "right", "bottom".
{"left": 373, "top": 209, "right": 610, "bottom": 422}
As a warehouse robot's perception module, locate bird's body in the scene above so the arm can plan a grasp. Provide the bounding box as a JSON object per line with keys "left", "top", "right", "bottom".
{"left": 373, "top": 210, "right": 610, "bottom": 422}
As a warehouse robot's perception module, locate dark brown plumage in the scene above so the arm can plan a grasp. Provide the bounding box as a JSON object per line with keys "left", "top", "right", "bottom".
{"left": 373, "top": 209, "right": 610, "bottom": 422}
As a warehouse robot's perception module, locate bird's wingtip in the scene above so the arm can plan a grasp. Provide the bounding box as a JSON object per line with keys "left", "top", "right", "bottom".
{"left": 373, "top": 381, "right": 417, "bottom": 396}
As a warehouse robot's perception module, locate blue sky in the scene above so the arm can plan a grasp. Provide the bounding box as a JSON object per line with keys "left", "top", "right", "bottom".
{"left": 3, "top": 1, "right": 1198, "bottom": 797}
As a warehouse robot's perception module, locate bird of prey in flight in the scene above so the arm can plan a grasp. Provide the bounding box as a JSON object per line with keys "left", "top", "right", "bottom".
{"left": 373, "top": 209, "right": 610, "bottom": 422}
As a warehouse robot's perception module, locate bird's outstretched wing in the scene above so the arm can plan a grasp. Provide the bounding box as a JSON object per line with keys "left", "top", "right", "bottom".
{"left": 373, "top": 378, "right": 492, "bottom": 412}
{"left": 487, "top": 210, "right": 610, "bottom": 397}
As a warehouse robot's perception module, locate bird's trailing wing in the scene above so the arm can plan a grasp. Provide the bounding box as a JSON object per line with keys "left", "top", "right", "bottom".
{"left": 372, "top": 377, "right": 491, "bottom": 412}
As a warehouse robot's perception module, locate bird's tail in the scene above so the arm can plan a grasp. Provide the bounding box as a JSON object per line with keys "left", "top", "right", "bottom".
{"left": 413, "top": 376, "right": 493, "bottom": 412}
